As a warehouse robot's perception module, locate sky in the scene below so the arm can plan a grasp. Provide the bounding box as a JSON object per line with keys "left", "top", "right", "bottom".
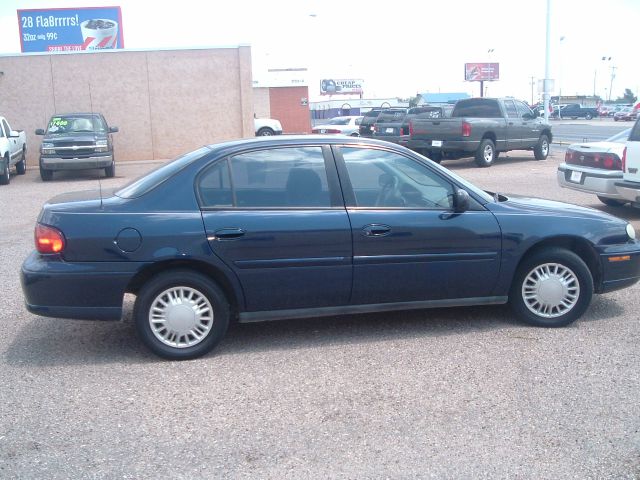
{"left": 2, "top": 0, "right": 639, "bottom": 103}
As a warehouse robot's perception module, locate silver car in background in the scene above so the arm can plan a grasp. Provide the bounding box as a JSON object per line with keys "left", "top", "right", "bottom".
{"left": 311, "top": 116, "right": 363, "bottom": 136}
{"left": 557, "top": 129, "right": 630, "bottom": 206}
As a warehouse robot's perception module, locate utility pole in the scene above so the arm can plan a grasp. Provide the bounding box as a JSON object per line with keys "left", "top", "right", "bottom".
{"left": 609, "top": 65, "right": 617, "bottom": 101}
{"left": 543, "top": 0, "right": 551, "bottom": 122}
{"left": 530, "top": 76, "right": 535, "bottom": 105}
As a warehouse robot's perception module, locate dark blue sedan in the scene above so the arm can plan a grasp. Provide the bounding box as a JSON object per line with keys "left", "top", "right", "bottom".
{"left": 21, "top": 136, "right": 640, "bottom": 359}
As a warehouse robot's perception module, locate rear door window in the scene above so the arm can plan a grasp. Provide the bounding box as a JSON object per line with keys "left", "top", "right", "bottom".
{"left": 504, "top": 100, "right": 519, "bottom": 119}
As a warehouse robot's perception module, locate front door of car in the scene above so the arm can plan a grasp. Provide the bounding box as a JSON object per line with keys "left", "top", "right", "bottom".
{"left": 198, "top": 145, "right": 352, "bottom": 312}
{"left": 515, "top": 100, "right": 541, "bottom": 149}
{"left": 334, "top": 145, "right": 502, "bottom": 305}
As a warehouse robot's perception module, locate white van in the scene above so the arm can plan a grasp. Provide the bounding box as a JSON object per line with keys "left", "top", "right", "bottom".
{"left": 615, "top": 118, "right": 640, "bottom": 206}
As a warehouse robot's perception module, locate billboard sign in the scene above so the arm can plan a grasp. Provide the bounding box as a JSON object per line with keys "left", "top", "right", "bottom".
{"left": 320, "top": 79, "right": 363, "bottom": 95}
{"left": 464, "top": 63, "right": 499, "bottom": 81}
{"left": 18, "top": 7, "right": 124, "bottom": 53}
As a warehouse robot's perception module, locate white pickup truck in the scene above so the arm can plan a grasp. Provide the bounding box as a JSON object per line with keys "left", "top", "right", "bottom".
{"left": 615, "top": 118, "right": 640, "bottom": 207}
{"left": 0, "top": 116, "right": 27, "bottom": 185}
{"left": 254, "top": 118, "right": 283, "bottom": 136}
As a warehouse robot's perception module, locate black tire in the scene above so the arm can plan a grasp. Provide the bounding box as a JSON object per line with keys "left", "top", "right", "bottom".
{"left": 585, "top": 113, "right": 593, "bottom": 120}
{"left": 429, "top": 151, "right": 443, "bottom": 164}
{"left": 0, "top": 156, "right": 9, "bottom": 185}
{"left": 614, "top": 117, "right": 619, "bottom": 122}
{"left": 40, "top": 165, "right": 53, "bottom": 181}
{"left": 597, "top": 196, "right": 626, "bottom": 207}
{"left": 474, "top": 138, "right": 496, "bottom": 167}
{"left": 16, "top": 148, "right": 26, "bottom": 175}
{"left": 256, "top": 127, "right": 275, "bottom": 136}
{"left": 350, "top": 132, "right": 359, "bottom": 137}
{"left": 534, "top": 134, "right": 550, "bottom": 160}
{"left": 134, "top": 270, "right": 230, "bottom": 360}
{"left": 105, "top": 161, "right": 115, "bottom": 178}
{"left": 510, "top": 248, "right": 593, "bottom": 328}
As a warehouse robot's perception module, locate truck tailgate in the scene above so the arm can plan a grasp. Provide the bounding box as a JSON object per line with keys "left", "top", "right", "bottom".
{"left": 410, "top": 118, "right": 464, "bottom": 141}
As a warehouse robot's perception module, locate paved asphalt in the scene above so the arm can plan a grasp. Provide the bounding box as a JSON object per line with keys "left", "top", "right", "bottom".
{"left": 1, "top": 131, "right": 639, "bottom": 478}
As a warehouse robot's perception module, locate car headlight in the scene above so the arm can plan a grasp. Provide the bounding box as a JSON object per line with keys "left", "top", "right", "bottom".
{"left": 41, "top": 142, "right": 55, "bottom": 155}
{"left": 95, "top": 140, "right": 109, "bottom": 153}
{"left": 626, "top": 223, "right": 636, "bottom": 240}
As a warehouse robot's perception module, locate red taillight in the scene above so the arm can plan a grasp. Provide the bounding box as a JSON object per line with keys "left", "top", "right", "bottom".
{"left": 565, "top": 150, "right": 573, "bottom": 163}
{"left": 35, "top": 224, "right": 65, "bottom": 254}
{"left": 622, "top": 147, "right": 627, "bottom": 172}
{"left": 326, "top": 129, "right": 341, "bottom": 134}
{"left": 602, "top": 154, "right": 614, "bottom": 169}
{"left": 409, "top": 121, "right": 414, "bottom": 136}
{"left": 462, "top": 121, "right": 472, "bottom": 137}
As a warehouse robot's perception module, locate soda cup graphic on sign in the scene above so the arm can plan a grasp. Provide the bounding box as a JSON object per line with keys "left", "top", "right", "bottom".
{"left": 80, "top": 19, "right": 118, "bottom": 50}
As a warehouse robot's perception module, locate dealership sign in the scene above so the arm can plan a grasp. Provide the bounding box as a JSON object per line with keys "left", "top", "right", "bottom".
{"left": 464, "top": 63, "right": 499, "bottom": 81}
{"left": 320, "top": 79, "right": 363, "bottom": 95}
{"left": 18, "top": 7, "right": 124, "bottom": 53}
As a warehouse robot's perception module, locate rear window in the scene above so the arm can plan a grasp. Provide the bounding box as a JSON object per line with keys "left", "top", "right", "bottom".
{"left": 376, "top": 110, "right": 407, "bottom": 122}
{"left": 452, "top": 99, "right": 502, "bottom": 118}
{"left": 115, "top": 147, "right": 209, "bottom": 199}
{"left": 363, "top": 109, "right": 381, "bottom": 118}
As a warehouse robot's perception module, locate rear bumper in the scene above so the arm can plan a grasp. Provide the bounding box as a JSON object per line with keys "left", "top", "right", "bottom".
{"left": 20, "top": 251, "right": 144, "bottom": 321}
{"left": 557, "top": 163, "right": 624, "bottom": 199}
{"left": 597, "top": 243, "right": 640, "bottom": 293}
{"left": 40, "top": 154, "right": 113, "bottom": 170}
{"left": 405, "top": 138, "right": 480, "bottom": 153}
{"left": 614, "top": 180, "right": 640, "bottom": 203}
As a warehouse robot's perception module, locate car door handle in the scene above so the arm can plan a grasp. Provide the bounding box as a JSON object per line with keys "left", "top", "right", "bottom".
{"left": 362, "top": 224, "right": 391, "bottom": 237}
{"left": 210, "top": 228, "right": 245, "bottom": 240}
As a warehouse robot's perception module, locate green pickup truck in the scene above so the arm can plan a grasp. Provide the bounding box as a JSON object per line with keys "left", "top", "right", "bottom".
{"left": 408, "top": 98, "right": 553, "bottom": 167}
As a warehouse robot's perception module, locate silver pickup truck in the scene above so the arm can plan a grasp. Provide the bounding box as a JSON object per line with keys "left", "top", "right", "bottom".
{"left": 408, "top": 98, "right": 553, "bottom": 167}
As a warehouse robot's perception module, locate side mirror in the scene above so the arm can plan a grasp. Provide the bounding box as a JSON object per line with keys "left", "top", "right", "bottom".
{"left": 35, "top": 129, "right": 45, "bottom": 135}
{"left": 109, "top": 126, "right": 119, "bottom": 133}
{"left": 9, "top": 130, "right": 20, "bottom": 138}
{"left": 454, "top": 189, "right": 470, "bottom": 213}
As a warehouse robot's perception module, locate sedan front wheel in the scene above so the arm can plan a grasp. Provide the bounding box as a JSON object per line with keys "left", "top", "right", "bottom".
{"left": 510, "top": 248, "right": 593, "bottom": 327}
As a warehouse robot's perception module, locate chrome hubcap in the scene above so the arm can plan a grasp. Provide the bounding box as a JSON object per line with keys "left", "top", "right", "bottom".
{"left": 542, "top": 141, "right": 549, "bottom": 155}
{"left": 149, "top": 286, "right": 214, "bottom": 348}
{"left": 522, "top": 263, "right": 579, "bottom": 318}
{"left": 484, "top": 145, "right": 493, "bottom": 162}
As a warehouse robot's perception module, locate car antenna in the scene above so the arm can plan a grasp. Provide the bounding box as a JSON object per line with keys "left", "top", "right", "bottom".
{"left": 98, "top": 177, "right": 104, "bottom": 209}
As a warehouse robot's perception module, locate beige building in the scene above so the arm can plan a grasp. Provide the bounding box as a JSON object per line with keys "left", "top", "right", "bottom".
{"left": 0, "top": 46, "right": 254, "bottom": 164}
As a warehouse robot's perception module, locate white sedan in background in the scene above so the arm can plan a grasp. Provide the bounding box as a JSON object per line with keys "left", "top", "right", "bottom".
{"left": 557, "top": 128, "right": 630, "bottom": 206}
{"left": 312, "top": 116, "right": 363, "bottom": 136}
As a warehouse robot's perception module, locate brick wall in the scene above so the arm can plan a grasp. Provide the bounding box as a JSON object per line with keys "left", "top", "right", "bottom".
{"left": 268, "top": 86, "right": 311, "bottom": 134}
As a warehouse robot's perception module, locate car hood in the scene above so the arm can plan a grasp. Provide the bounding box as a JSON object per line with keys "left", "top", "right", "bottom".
{"left": 567, "top": 141, "right": 625, "bottom": 156}
{"left": 490, "top": 193, "right": 626, "bottom": 224}
{"left": 43, "top": 132, "right": 106, "bottom": 142}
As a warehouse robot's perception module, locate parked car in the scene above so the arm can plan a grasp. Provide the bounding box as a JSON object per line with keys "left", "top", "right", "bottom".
{"left": 409, "top": 97, "right": 552, "bottom": 166}
{"left": 550, "top": 104, "right": 598, "bottom": 120}
{"left": 0, "top": 116, "right": 27, "bottom": 185}
{"left": 373, "top": 106, "right": 453, "bottom": 148}
{"left": 614, "top": 108, "right": 636, "bottom": 122}
{"left": 358, "top": 108, "right": 406, "bottom": 138}
{"left": 254, "top": 118, "right": 283, "bottom": 136}
{"left": 615, "top": 117, "right": 640, "bottom": 207}
{"left": 21, "top": 136, "right": 640, "bottom": 360}
{"left": 557, "top": 128, "right": 630, "bottom": 206}
{"left": 311, "top": 116, "right": 362, "bottom": 136}
{"left": 35, "top": 113, "right": 118, "bottom": 181}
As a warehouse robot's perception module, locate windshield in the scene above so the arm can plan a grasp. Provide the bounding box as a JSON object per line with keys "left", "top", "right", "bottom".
{"left": 47, "top": 115, "right": 107, "bottom": 134}
{"left": 115, "top": 147, "right": 210, "bottom": 199}
{"left": 607, "top": 129, "right": 631, "bottom": 142}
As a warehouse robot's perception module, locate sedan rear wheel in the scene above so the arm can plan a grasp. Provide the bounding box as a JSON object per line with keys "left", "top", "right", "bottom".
{"left": 510, "top": 248, "right": 593, "bottom": 327}
{"left": 134, "top": 270, "right": 230, "bottom": 359}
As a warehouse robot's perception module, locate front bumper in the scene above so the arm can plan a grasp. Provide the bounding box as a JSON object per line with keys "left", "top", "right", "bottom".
{"left": 597, "top": 243, "right": 640, "bottom": 293}
{"left": 557, "top": 163, "right": 624, "bottom": 199}
{"left": 40, "top": 154, "right": 113, "bottom": 171}
{"left": 21, "top": 251, "right": 145, "bottom": 321}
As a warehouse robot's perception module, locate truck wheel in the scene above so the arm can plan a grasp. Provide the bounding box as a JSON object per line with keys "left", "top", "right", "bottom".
{"left": 0, "top": 156, "right": 9, "bottom": 185}
{"left": 429, "top": 152, "right": 443, "bottom": 164}
{"left": 40, "top": 165, "right": 53, "bottom": 182}
{"left": 16, "top": 147, "right": 26, "bottom": 175}
{"left": 105, "top": 161, "right": 115, "bottom": 178}
{"left": 585, "top": 113, "right": 593, "bottom": 120}
{"left": 534, "top": 134, "right": 550, "bottom": 160}
{"left": 256, "top": 127, "right": 274, "bottom": 136}
{"left": 475, "top": 138, "right": 496, "bottom": 167}
{"left": 597, "top": 196, "right": 625, "bottom": 207}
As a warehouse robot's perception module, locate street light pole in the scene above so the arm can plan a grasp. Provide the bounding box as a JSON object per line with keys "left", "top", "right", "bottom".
{"left": 543, "top": 0, "right": 551, "bottom": 122}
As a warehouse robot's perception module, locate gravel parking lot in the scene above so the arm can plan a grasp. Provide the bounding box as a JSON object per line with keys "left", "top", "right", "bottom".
{"left": 1, "top": 148, "right": 639, "bottom": 479}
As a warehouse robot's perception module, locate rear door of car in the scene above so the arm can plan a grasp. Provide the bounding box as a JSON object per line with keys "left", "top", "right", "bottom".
{"left": 333, "top": 144, "right": 502, "bottom": 305}
{"left": 624, "top": 119, "right": 640, "bottom": 182}
{"left": 198, "top": 145, "right": 352, "bottom": 312}
{"left": 503, "top": 100, "right": 522, "bottom": 149}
